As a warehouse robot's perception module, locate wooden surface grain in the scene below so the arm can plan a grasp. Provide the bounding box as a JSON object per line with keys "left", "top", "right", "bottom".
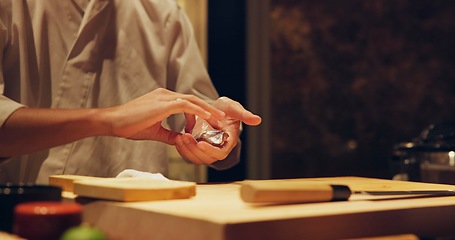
{"left": 51, "top": 175, "right": 196, "bottom": 202}
{"left": 80, "top": 177, "right": 455, "bottom": 240}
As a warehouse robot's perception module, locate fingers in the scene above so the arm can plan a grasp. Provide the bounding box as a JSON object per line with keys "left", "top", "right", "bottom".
{"left": 236, "top": 108, "right": 262, "bottom": 126}
{"left": 162, "top": 97, "right": 224, "bottom": 130}
{"left": 184, "top": 113, "right": 196, "bottom": 133}
{"left": 111, "top": 89, "right": 227, "bottom": 138}
{"left": 175, "top": 135, "right": 209, "bottom": 165}
{"left": 157, "top": 129, "right": 181, "bottom": 145}
{"left": 168, "top": 94, "right": 225, "bottom": 120}
{"left": 126, "top": 123, "right": 183, "bottom": 145}
{"left": 215, "top": 97, "right": 262, "bottom": 126}
{"left": 175, "top": 134, "right": 226, "bottom": 165}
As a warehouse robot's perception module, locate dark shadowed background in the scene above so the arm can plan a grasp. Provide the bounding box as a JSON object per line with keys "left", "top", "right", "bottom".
{"left": 208, "top": 0, "right": 455, "bottom": 181}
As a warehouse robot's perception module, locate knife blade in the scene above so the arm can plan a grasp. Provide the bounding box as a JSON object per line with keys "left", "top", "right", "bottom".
{"left": 354, "top": 190, "right": 455, "bottom": 196}
{"left": 240, "top": 181, "right": 455, "bottom": 204}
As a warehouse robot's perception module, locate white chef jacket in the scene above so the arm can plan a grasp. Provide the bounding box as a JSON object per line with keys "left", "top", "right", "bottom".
{"left": 0, "top": 0, "right": 232, "bottom": 184}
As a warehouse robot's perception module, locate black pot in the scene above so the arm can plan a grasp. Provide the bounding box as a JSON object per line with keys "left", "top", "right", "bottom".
{"left": 0, "top": 184, "right": 62, "bottom": 233}
{"left": 392, "top": 122, "right": 455, "bottom": 184}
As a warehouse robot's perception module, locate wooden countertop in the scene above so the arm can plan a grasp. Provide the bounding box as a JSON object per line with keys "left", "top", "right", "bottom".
{"left": 79, "top": 177, "right": 455, "bottom": 240}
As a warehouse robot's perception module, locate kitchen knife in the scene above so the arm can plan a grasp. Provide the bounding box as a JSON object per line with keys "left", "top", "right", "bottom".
{"left": 240, "top": 181, "right": 455, "bottom": 204}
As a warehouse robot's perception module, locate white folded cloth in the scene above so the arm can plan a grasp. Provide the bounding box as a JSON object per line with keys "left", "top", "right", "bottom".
{"left": 116, "top": 169, "right": 169, "bottom": 181}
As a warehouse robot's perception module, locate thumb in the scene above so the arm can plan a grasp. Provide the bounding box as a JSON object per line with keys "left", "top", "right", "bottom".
{"left": 238, "top": 109, "right": 262, "bottom": 126}
{"left": 216, "top": 98, "right": 262, "bottom": 126}
{"left": 154, "top": 127, "right": 182, "bottom": 145}
{"left": 224, "top": 104, "right": 262, "bottom": 126}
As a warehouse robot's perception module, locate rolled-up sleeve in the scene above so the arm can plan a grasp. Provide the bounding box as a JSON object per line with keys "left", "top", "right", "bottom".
{"left": 0, "top": 96, "right": 24, "bottom": 127}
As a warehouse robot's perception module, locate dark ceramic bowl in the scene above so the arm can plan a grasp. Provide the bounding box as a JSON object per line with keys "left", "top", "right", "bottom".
{"left": 0, "top": 184, "right": 62, "bottom": 233}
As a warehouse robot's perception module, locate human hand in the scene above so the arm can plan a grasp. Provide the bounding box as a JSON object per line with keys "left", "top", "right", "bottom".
{"left": 104, "top": 88, "right": 225, "bottom": 144}
{"left": 174, "top": 97, "right": 262, "bottom": 165}
{"left": 210, "top": 96, "right": 262, "bottom": 127}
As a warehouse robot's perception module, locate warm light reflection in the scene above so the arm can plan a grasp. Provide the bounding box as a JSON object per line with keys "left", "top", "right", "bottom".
{"left": 449, "top": 151, "right": 455, "bottom": 166}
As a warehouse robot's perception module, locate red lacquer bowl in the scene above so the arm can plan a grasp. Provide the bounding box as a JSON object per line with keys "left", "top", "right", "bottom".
{"left": 13, "top": 201, "right": 82, "bottom": 240}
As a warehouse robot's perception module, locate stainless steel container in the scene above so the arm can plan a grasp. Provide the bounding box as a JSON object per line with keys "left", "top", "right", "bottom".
{"left": 392, "top": 123, "right": 455, "bottom": 184}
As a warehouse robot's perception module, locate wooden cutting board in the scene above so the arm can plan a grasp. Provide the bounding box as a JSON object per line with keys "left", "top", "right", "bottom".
{"left": 49, "top": 175, "right": 196, "bottom": 202}
{"left": 81, "top": 177, "right": 455, "bottom": 240}
{"left": 49, "top": 175, "right": 101, "bottom": 192}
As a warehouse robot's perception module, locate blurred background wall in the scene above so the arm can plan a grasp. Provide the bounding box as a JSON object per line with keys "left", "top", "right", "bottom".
{"left": 267, "top": 0, "right": 455, "bottom": 179}
{"left": 207, "top": 0, "right": 455, "bottom": 181}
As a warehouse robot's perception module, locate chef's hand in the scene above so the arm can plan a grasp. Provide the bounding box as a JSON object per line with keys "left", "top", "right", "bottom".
{"left": 110, "top": 88, "right": 225, "bottom": 144}
{"left": 174, "top": 97, "right": 262, "bottom": 165}
{"left": 0, "top": 88, "right": 226, "bottom": 157}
